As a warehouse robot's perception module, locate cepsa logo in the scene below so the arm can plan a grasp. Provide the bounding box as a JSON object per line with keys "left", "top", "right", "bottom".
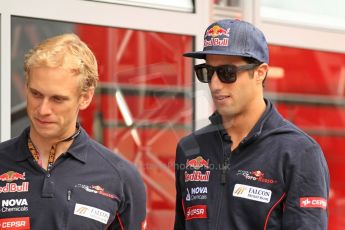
{"left": 300, "top": 197, "right": 327, "bottom": 210}
{"left": 0, "top": 171, "right": 25, "bottom": 182}
{"left": 185, "top": 205, "right": 207, "bottom": 220}
{"left": 0, "top": 217, "right": 30, "bottom": 230}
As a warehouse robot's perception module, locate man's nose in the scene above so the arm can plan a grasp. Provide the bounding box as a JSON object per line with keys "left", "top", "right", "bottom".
{"left": 209, "top": 72, "right": 223, "bottom": 91}
{"left": 37, "top": 99, "right": 52, "bottom": 115}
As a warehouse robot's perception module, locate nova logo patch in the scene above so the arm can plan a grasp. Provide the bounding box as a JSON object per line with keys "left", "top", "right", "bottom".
{"left": 233, "top": 184, "right": 272, "bottom": 203}
{"left": 74, "top": 203, "right": 110, "bottom": 224}
{"left": 1, "top": 199, "right": 29, "bottom": 213}
{"left": 2, "top": 199, "right": 28, "bottom": 207}
{"left": 190, "top": 187, "right": 207, "bottom": 194}
{"left": 186, "top": 187, "right": 208, "bottom": 201}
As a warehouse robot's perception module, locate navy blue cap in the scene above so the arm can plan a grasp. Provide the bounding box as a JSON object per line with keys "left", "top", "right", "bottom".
{"left": 184, "top": 19, "right": 269, "bottom": 63}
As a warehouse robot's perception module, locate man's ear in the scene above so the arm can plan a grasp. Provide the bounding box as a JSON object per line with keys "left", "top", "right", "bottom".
{"left": 79, "top": 88, "right": 95, "bottom": 110}
{"left": 256, "top": 63, "right": 268, "bottom": 85}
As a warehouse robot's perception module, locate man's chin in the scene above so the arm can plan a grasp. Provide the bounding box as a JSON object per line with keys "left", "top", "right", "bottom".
{"left": 35, "top": 131, "right": 57, "bottom": 139}
{"left": 217, "top": 108, "right": 237, "bottom": 118}
{"left": 31, "top": 125, "right": 58, "bottom": 139}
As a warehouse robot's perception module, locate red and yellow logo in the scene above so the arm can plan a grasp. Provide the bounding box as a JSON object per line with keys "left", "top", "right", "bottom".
{"left": 205, "top": 25, "right": 230, "bottom": 38}
{"left": 0, "top": 171, "right": 26, "bottom": 182}
{"left": 186, "top": 156, "right": 209, "bottom": 170}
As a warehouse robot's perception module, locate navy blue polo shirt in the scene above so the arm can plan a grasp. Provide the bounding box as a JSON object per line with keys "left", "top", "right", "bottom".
{"left": 174, "top": 99, "right": 329, "bottom": 229}
{"left": 0, "top": 126, "right": 146, "bottom": 230}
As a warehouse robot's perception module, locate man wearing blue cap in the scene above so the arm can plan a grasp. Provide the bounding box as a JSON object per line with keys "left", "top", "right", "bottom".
{"left": 174, "top": 19, "right": 329, "bottom": 229}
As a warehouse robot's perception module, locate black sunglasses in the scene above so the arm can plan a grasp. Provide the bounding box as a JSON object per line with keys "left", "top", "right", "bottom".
{"left": 194, "top": 63, "right": 259, "bottom": 83}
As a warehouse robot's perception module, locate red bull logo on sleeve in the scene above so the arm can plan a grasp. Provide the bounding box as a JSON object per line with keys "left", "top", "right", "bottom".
{"left": 204, "top": 25, "right": 230, "bottom": 48}
{"left": 0, "top": 171, "right": 26, "bottom": 182}
{"left": 186, "top": 156, "right": 209, "bottom": 170}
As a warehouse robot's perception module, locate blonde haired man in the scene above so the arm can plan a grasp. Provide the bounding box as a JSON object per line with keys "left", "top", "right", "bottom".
{"left": 0, "top": 34, "right": 146, "bottom": 229}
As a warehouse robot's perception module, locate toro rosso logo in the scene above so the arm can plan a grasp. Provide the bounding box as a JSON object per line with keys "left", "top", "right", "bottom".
{"left": 236, "top": 169, "right": 277, "bottom": 184}
{"left": 75, "top": 184, "right": 120, "bottom": 201}
{"left": 0, "top": 171, "right": 26, "bottom": 182}
{"left": 252, "top": 170, "right": 264, "bottom": 177}
{"left": 186, "top": 156, "right": 209, "bottom": 170}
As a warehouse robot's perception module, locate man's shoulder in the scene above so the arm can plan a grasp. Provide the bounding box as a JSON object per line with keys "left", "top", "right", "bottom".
{"left": 87, "top": 138, "right": 128, "bottom": 162}
{"left": 87, "top": 138, "right": 117, "bottom": 157}
{"left": 0, "top": 136, "right": 24, "bottom": 165}
{"left": 176, "top": 124, "right": 219, "bottom": 159}
{"left": 260, "top": 118, "right": 324, "bottom": 160}
{"left": 0, "top": 128, "right": 28, "bottom": 152}
{"left": 0, "top": 136, "right": 20, "bottom": 152}
{"left": 265, "top": 103, "right": 318, "bottom": 146}
{"left": 179, "top": 124, "right": 218, "bottom": 143}
{"left": 87, "top": 138, "right": 141, "bottom": 179}
{"left": 275, "top": 119, "right": 318, "bottom": 146}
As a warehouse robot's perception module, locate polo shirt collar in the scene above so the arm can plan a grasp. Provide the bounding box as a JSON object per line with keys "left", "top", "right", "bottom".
{"left": 14, "top": 126, "right": 89, "bottom": 164}
{"left": 66, "top": 128, "right": 89, "bottom": 163}
{"left": 14, "top": 127, "right": 32, "bottom": 162}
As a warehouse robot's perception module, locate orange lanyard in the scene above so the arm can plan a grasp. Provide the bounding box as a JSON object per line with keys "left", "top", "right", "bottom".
{"left": 27, "top": 125, "right": 81, "bottom": 171}
{"left": 28, "top": 138, "right": 56, "bottom": 169}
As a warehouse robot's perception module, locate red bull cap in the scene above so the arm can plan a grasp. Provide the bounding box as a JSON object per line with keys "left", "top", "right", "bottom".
{"left": 184, "top": 19, "right": 269, "bottom": 64}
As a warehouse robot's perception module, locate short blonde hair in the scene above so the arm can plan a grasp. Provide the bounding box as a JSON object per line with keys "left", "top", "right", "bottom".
{"left": 24, "top": 33, "right": 98, "bottom": 92}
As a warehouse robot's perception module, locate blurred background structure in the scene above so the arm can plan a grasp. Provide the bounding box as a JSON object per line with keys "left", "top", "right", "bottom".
{"left": 1, "top": 0, "right": 345, "bottom": 229}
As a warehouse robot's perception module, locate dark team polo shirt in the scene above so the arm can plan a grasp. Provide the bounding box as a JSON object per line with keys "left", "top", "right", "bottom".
{"left": 174, "top": 99, "right": 329, "bottom": 230}
{"left": 0, "top": 127, "right": 146, "bottom": 230}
